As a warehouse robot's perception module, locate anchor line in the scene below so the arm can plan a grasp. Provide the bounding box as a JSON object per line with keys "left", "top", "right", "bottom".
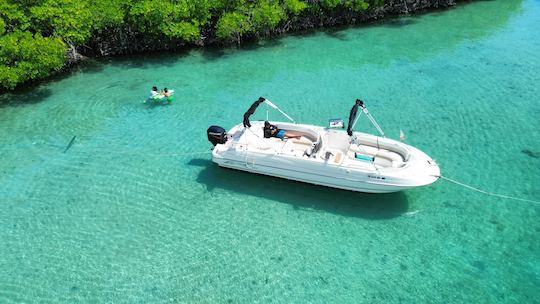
{"left": 435, "top": 175, "right": 540, "bottom": 205}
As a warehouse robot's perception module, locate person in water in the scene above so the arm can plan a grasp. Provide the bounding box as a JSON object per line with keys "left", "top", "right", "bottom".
{"left": 150, "top": 86, "right": 159, "bottom": 98}
{"left": 264, "top": 121, "right": 302, "bottom": 140}
{"left": 161, "top": 88, "right": 171, "bottom": 97}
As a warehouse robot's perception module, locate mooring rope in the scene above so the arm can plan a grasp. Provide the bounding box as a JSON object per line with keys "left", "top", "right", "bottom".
{"left": 436, "top": 175, "right": 540, "bottom": 205}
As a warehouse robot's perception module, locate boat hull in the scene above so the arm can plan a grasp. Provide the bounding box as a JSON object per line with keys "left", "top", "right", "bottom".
{"left": 209, "top": 121, "right": 440, "bottom": 194}
{"left": 212, "top": 151, "right": 438, "bottom": 194}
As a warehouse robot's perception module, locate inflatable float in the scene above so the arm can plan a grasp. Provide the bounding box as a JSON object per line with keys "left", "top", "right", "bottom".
{"left": 147, "top": 90, "right": 175, "bottom": 103}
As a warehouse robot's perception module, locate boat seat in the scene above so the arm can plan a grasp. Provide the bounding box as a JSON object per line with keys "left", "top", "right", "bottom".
{"left": 291, "top": 140, "right": 312, "bottom": 152}
{"left": 291, "top": 136, "right": 313, "bottom": 145}
{"left": 281, "top": 140, "right": 304, "bottom": 157}
{"left": 268, "top": 137, "right": 283, "bottom": 143}
{"left": 376, "top": 149, "right": 405, "bottom": 163}
{"left": 373, "top": 156, "right": 392, "bottom": 167}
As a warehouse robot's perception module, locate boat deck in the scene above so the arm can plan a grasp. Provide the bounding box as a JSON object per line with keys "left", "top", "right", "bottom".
{"left": 227, "top": 121, "right": 408, "bottom": 170}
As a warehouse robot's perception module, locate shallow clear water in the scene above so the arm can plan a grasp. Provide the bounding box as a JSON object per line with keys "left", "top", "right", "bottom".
{"left": 1, "top": 0, "right": 539, "bottom": 302}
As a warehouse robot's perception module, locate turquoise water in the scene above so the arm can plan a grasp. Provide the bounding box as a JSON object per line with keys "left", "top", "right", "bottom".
{"left": 1, "top": 0, "right": 539, "bottom": 302}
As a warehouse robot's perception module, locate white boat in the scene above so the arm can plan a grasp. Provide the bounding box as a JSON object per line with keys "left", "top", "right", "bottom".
{"left": 207, "top": 97, "right": 440, "bottom": 193}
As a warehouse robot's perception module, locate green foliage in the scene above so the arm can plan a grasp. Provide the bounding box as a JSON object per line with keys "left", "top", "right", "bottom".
{"left": 216, "top": 0, "right": 290, "bottom": 42}
{"left": 216, "top": 11, "right": 252, "bottom": 43}
{"left": 283, "top": 0, "right": 308, "bottom": 15}
{"left": 128, "top": 0, "right": 214, "bottom": 41}
{"left": 0, "top": 0, "right": 383, "bottom": 90}
{"left": 88, "top": 0, "right": 128, "bottom": 29}
{"left": 0, "top": 0, "right": 31, "bottom": 32}
{"left": 319, "top": 0, "right": 343, "bottom": 9}
{"left": 0, "top": 31, "right": 66, "bottom": 89}
{"left": 344, "top": 0, "right": 370, "bottom": 11}
{"left": 30, "top": 0, "right": 93, "bottom": 44}
{"left": 0, "top": 18, "right": 5, "bottom": 35}
{"left": 0, "top": 0, "right": 127, "bottom": 90}
{"left": 251, "top": 1, "right": 286, "bottom": 33}
{"left": 316, "top": 0, "right": 379, "bottom": 10}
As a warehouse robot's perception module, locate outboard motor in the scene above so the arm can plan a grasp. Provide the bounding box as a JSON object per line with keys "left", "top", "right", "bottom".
{"left": 207, "top": 125, "right": 228, "bottom": 146}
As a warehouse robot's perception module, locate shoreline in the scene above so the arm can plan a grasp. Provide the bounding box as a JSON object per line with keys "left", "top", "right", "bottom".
{"left": 84, "top": 0, "right": 461, "bottom": 57}
{"left": 1, "top": 0, "right": 465, "bottom": 94}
